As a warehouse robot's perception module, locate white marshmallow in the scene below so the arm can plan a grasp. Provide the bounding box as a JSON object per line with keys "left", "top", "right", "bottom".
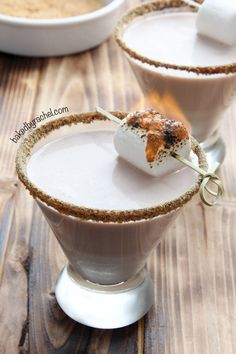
{"left": 196, "top": 0, "right": 236, "bottom": 46}
{"left": 114, "top": 113, "right": 191, "bottom": 177}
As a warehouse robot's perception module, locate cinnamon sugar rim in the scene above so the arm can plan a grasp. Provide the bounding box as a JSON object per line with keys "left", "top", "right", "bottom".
{"left": 15, "top": 112, "right": 207, "bottom": 223}
{"left": 114, "top": 0, "right": 236, "bottom": 75}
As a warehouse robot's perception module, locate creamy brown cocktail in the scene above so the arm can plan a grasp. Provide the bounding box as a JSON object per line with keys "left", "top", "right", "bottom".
{"left": 16, "top": 112, "right": 207, "bottom": 329}
{"left": 115, "top": 0, "right": 236, "bottom": 167}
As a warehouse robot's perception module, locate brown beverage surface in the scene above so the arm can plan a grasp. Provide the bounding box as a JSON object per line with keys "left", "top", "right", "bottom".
{"left": 27, "top": 127, "right": 198, "bottom": 210}
{"left": 123, "top": 12, "right": 236, "bottom": 68}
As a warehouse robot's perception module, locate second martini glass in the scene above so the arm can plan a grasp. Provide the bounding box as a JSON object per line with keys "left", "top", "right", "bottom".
{"left": 115, "top": 0, "right": 236, "bottom": 170}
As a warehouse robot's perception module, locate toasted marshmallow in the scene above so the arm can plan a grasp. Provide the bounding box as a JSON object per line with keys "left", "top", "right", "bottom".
{"left": 114, "top": 110, "right": 191, "bottom": 177}
{"left": 196, "top": 0, "right": 236, "bottom": 46}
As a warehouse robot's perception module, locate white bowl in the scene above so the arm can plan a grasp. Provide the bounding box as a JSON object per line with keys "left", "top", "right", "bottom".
{"left": 0, "top": 0, "right": 125, "bottom": 57}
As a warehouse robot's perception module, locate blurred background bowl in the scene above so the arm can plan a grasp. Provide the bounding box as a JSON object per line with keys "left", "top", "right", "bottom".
{"left": 0, "top": 0, "right": 125, "bottom": 57}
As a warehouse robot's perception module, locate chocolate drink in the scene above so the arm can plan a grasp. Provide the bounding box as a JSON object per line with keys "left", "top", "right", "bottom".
{"left": 26, "top": 117, "right": 199, "bottom": 284}
{"left": 117, "top": 6, "right": 236, "bottom": 150}
{"left": 16, "top": 112, "right": 206, "bottom": 328}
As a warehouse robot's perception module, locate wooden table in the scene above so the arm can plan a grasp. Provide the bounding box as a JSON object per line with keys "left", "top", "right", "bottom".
{"left": 1, "top": 1, "right": 236, "bottom": 353}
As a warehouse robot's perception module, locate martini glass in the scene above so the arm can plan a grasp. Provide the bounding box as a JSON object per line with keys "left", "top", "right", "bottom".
{"left": 16, "top": 112, "right": 208, "bottom": 329}
{"left": 115, "top": 0, "right": 236, "bottom": 170}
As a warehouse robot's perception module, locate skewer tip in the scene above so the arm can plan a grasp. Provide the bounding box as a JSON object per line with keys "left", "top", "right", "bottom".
{"left": 96, "top": 106, "right": 121, "bottom": 124}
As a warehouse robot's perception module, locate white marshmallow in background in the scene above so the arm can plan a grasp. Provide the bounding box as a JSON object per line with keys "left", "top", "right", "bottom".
{"left": 196, "top": 0, "right": 236, "bottom": 46}
{"left": 114, "top": 119, "right": 191, "bottom": 178}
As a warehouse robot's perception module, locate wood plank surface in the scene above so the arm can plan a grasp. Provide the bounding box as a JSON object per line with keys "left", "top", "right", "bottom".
{"left": 0, "top": 0, "right": 236, "bottom": 353}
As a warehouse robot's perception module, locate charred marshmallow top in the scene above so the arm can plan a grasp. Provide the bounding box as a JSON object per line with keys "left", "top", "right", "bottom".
{"left": 114, "top": 109, "right": 191, "bottom": 177}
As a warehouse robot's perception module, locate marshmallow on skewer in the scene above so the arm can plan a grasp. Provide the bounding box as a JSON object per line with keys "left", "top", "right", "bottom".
{"left": 196, "top": 0, "right": 236, "bottom": 46}
{"left": 96, "top": 107, "right": 224, "bottom": 205}
{"left": 113, "top": 109, "right": 191, "bottom": 177}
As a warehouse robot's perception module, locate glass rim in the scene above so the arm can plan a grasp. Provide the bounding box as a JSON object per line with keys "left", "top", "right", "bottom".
{"left": 15, "top": 112, "right": 207, "bottom": 223}
{"left": 114, "top": 0, "right": 236, "bottom": 75}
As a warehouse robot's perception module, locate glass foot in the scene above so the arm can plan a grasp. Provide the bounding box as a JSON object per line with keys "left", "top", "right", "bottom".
{"left": 55, "top": 266, "right": 154, "bottom": 329}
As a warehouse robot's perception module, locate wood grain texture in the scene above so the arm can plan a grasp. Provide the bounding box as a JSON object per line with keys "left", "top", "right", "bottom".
{"left": 0, "top": 0, "right": 236, "bottom": 352}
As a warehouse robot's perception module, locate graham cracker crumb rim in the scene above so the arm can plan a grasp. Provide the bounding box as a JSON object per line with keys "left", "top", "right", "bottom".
{"left": 15, "top": 111, "right": 208, "bottom": 223}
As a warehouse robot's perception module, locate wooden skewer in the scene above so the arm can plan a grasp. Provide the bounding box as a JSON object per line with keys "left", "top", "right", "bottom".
{"left": 183, "top": 0, "right": 201, "bottom": 9}
{"left": 172, "top": 152, "right": 224, "bottom": 206}
{"left": 95, "top": 107, "right": 224, "bottom": 206}
{"left": 96, "top": 106, "right": 122, "bottom": 124}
